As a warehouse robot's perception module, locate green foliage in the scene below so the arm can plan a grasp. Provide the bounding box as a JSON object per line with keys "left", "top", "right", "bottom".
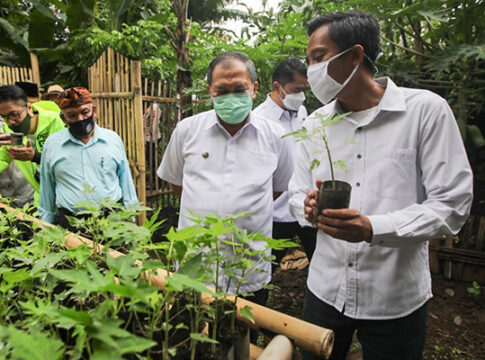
{"left": 467, "top": 281, "right": 481, "bottom": 300}
{"left": 283, "top": 112, "right": 352, "bottom": 183}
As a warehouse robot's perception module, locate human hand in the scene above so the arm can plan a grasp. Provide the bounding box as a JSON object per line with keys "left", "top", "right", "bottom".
{"left": 317, "top": 208, "right": 373, "bottom": 243}
{"left": 304, "top": 179, "right": 323, "bottom": 224}
{"left": 6, "top": 139, "right": 35, "bottom": 161}
{"left": 0, "top": 133, "right": 12, "bottom": 146}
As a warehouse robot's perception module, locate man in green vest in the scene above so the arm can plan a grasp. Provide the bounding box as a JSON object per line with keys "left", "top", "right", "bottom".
{"left": 0, "top": 84, "right": 65, "bottom": 205}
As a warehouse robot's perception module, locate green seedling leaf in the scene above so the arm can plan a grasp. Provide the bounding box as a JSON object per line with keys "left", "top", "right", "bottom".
{"left": 333, "top": 160, "right": 348, "bottom": 172}
{"left": 30, "top": 252, "right": 64, "bottom": 275}
{"left": 116, "top": 336, "right": 156, "bottom": 354}
{"left": 106, "top": 253, "right": 142, "bottom": 278}
{"left": 239, "top": 305, "right": 255, "bottom": 324}
{"left": 3, "top": 268, "right": 30, "bottom": 283}
{"left": 310, "top": 159, "right": 320, "bottom": 171}
{"left": 166, "top": 273, "right": 215, "bottom": 295}
{"left": 178, "top": 253, "right": 204, "bottom": 279}
{"left": 9, "top": 326, "right": 64, "bottom": 360}
{"left": 56, "top": 308, "right": 93, "bottom": 328}
{"left": 190, "top": 333, "right": 219, "bottom": 344}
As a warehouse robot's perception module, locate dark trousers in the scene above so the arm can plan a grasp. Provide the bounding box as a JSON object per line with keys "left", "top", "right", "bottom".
{"left": 272, "top": 221, "right": 317, "bottom": 272}
{"left": 301, "top": 289, "right": 426, "bottom": 360}
{"left": 242, "top": 288, "right": 269, "bottom": 344}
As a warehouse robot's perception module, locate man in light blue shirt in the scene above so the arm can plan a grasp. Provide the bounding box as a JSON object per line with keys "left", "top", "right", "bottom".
{"left": 39, "top": 87, "right": 138, "bottom": 225}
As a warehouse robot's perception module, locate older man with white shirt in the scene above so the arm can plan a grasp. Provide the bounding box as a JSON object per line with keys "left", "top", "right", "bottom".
{"left": 254, "top": 58, "right": 317, "bottom": 270}
{"left": 157, "top": 52, "right": 293, "bottom": 306}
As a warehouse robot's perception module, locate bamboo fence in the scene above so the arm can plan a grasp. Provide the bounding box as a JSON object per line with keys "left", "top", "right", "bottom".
{"left": 0, "top": 53, "right": 40, "bottom": 87}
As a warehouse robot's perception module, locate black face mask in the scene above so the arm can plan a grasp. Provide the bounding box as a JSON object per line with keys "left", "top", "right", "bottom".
{"left": 68, "top": 114, "right": 95, "bottom": 138}
{"left": 10, "top": 113, "right": 31, "bottom": 135}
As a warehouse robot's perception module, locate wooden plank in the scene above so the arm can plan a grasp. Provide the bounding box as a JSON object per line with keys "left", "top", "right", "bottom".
{"left": 142, "top": 95, "right": 181, "bottom": 103}
{"left": 90, "top": 92, "right": 134, "bottom": 99}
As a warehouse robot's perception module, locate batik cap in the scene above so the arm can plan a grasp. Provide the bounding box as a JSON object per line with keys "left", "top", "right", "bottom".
{"left": 57, "top": 87, "right": 93, "bottom": 109}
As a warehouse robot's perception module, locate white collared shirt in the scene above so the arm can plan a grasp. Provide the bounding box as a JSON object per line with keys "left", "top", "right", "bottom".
{"left": 158, "top": 109, "right": 293, "bottom": 293}
{"left": 289, "top": 77, "right": 473, "bottom": 319}
{"left": 254, "top": 95, "right": 308, "bottom": 222}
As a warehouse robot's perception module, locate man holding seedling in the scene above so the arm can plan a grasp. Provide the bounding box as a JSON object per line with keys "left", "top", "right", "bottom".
{"left": 289, "top": 11, "right": 473, "bottom": 360}
{"left": 158, "top": 52, "right": 294, "bottom": 306}
{"left": 38, "top": 87, "right": 138, "bottom": 228}
{"left": 0, "top": 84, "right": 64, "bottom": 206}
{"left": 254, "top": 57, "right": 318, "bottom": 269}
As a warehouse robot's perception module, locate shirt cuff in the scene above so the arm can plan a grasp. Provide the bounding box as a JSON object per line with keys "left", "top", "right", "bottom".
{"left": 367, "top": 214, "right": 395, "bottom": 246}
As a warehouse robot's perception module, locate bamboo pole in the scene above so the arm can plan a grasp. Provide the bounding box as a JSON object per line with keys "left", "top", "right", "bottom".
{"left": 131, "top": 60, "right": 146, "bottom": 223}
{"left": 257, "top": 335, "right": 293, "bottom": 360}
{"left": 0, "top": 202, "right": 334, "bottom": 358}
{"left": 29, "top": 52, "right": 41, "bottom": 87}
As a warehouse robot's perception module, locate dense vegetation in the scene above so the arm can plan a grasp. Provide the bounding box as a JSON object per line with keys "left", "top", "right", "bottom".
{"left": 1, "top": 0, "right": 484, "bottom": 245}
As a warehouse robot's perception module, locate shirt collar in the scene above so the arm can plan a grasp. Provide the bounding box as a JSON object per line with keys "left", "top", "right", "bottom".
{"left": 374, "top": 77, "right": 406, "bottom": 112}
{"left": 62, "top": 123, "right": 106, "bottom": 146}
{"left": 204, "top": 109, "right": 261, "bottom": 135}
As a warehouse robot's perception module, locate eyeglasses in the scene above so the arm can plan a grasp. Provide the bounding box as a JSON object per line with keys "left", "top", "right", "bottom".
{"left": 0, "top": 106, "right": 26, "bottom": 121}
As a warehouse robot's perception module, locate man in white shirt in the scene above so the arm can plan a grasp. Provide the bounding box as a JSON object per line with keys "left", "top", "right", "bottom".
{"left": 157, "top": 52, "right": 293, "bottom": 306}
{"left": 254, "top": 58, "right": 317, "bottom": 270}
{"left": 289, "top": 11, "right": 473, "bottom": 360}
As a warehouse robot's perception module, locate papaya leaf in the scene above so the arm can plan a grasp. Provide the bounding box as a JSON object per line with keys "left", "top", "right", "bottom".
{"left": 239, "top": 305, "right": 255, "bottom": 324}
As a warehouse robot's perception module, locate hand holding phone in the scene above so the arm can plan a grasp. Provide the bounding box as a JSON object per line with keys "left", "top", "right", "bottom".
{"left": 0, "top": 132, "right": 24, "bottom": 146}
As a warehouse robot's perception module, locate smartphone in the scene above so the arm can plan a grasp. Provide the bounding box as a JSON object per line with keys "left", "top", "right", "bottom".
{"left": 10, "top": 133, "right": 24, "bottom": 146}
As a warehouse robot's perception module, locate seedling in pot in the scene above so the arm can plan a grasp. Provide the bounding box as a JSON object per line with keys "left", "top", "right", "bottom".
{"left": 283, "top": 112, "right": 355, "bottom": 213}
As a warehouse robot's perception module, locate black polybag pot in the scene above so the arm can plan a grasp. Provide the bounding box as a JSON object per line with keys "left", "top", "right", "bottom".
{"left": 317, "top": 180, "right": 352, "bottom": 215}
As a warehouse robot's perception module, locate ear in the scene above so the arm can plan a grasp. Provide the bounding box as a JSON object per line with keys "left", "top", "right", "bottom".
{"left": 92, "top": 105, "right": 97, "bottom": 118}
{"left": 252, "top": 81, "right": 259, "bottom": 101}
{"left": 352, "top": 44, "right": 365, "bottom": 66}
{"left": 271, "top": 81, "right": 280, "bottom": 92}
{"left": 26, "top": 102, "right": 33, "bottom": 115}
{"left": 206, "top": 84, "right": 211, "bottom": 95}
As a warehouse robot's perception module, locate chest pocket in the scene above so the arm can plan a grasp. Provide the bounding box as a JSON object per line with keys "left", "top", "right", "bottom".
{"left": 369, "top": 149, "right": 417, "bottom": 200}
{"left": 240, "top": 150, "right": 277, "bottom": 189}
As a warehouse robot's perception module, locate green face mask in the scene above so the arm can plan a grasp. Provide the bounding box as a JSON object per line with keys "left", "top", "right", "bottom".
{"left": 213, "top": 92, "right": 253, "bottom": 125}
{"left": 10, "top": 113, "right": 31, "bottom": 135}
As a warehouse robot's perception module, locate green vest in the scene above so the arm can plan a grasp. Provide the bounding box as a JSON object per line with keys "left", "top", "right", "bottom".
{"left": 0, "top": 107, "right": 65, "bottom": 203}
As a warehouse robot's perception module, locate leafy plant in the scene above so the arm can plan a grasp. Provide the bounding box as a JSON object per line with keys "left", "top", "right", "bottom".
{"left": 283, "top": 111, "right": 353, "bottom": 189}
{"left": 467, "top": 281, "right": 481, "bottom": 300}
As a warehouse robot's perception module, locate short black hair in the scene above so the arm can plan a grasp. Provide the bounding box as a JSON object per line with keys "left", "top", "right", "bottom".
{"left": 206, "top": 52, "right": 258, "bottom": 86}
{"left": 272, "top": 58, "right": 307, "bottom": 86}
{"left": 0, "top": 85, "right": 28, "bottom": 106}
{"left": 308, "top": 10, "right": 380, "bottom": 73}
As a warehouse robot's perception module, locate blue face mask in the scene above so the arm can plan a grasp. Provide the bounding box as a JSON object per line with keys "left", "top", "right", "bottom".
{"left": 212, "top": 92, "right": 253, "bottom": 124}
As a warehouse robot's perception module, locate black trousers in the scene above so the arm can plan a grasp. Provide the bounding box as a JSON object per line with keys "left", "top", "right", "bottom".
{"left": 301, "top": 289, "right": 427, "bottom": 360}
{"left": 272, "top": 221, "right": 317, "bottom": 272}
{"left": 242, "top": 288, "right": 269, "bottom": 344}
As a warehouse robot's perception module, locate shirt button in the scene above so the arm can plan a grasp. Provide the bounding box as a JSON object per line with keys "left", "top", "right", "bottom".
{"left": 357, "top": 154, "right": 362, "bottom": 159}
{"left": 356, "top": 182, "right": 361, "bottom": 187}
{"left": 348, "top": 263, "right": 353, "bottom": 268}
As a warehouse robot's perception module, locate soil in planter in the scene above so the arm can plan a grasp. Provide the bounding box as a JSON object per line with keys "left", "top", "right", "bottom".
{"left": 150, "top": 205, "right": 179, "bottom": 244}
{"left": 318, "top": 180, "right": 352, "bottom": 214}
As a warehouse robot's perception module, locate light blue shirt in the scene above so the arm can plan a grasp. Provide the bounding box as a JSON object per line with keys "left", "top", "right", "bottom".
{"left": 39, "top": 124, "right": 138, "bottom": 223}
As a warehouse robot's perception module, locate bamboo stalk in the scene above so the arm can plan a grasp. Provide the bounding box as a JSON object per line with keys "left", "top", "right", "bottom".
{"left": 0, "top": 202, "right": 334, "bottom": 358}
{"left": 257, "top": 335, "right": 293, "bottom": 360}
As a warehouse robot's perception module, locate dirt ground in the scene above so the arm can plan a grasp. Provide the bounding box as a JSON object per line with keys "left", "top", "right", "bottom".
{"left": 267, "top": 253, "right": 485, "bottom": 360}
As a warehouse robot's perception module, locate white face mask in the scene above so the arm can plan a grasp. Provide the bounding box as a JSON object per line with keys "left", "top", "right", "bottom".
{"left": 279, "top": 86, "right": 306, "bottom": 111}
{"left": 307, "top": 47, "right": 359, "bottom": 105}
